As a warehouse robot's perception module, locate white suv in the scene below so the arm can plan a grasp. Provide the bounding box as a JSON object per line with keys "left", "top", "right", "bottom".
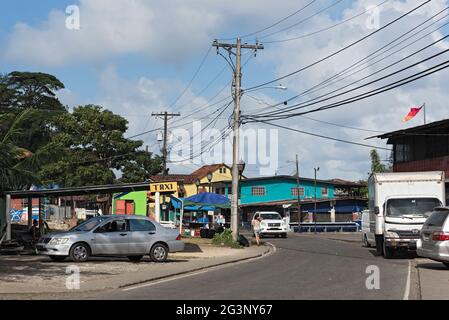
{"left": 253, "top": 211, "right": 288, "bottom": 238}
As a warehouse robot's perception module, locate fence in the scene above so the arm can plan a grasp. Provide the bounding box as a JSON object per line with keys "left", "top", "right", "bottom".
{"left": 291, "top": 222, "right": 360, "bottom": 233}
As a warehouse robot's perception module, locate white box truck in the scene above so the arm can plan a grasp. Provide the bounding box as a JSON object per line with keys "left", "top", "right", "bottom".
{"left": 368, "top": 171, "right": 445, "bottom": 258}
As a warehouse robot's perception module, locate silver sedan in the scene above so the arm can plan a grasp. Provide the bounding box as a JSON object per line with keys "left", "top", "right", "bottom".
{"left": 36, "top": 215, "right": 185, "bottom": 262}
{"left": 417, "top": 207, "right": 449, "bottom": 269}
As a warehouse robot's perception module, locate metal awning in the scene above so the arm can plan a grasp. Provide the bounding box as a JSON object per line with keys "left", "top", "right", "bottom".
{"left": 2, "top": 182, "right": 152, "bottom": 241}
{"left": 4, "top": 182, "right": 151, "bottom": 199}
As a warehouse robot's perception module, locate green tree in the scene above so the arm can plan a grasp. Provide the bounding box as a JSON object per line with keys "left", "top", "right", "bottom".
{"left": 370, "top": 149, "right": 387, "bottom": 174}
{"left": 0, "top": 110, "right": 61, "bottom": 192}
{"left": 39, "top": 105, "right": 162, "bottom": 187}
{"left": 0, "top": 71, "right": 67, "bottom": 155}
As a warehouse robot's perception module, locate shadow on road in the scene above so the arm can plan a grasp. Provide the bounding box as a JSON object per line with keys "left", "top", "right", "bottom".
{"left": 416, "top": 262, "right": 449, "bottom": 270}
{"left": 367, "top": 249, "right": 418, "bottom": 260}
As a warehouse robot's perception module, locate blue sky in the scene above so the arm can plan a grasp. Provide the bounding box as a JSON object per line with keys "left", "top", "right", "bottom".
{"left": 1, "top": 0, "right": 449, "bottom": 180}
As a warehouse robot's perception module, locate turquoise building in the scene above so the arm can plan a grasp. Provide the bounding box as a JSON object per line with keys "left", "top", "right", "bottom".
{"left": 214, "top": 175, "right": 366, "bottom": 223}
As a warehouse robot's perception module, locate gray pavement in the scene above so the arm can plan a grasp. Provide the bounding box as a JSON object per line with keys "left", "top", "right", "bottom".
{"left": 89, "top": 233, "right": 419, "bottom": 300}
{"left": 2, "top": 233, "right": 448, "bottom": 299}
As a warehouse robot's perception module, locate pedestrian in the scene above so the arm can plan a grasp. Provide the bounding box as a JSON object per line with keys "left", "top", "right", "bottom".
{"left": 252, "top": 214, "right": 262, "bottom": 246}
{"left": 28, "top": 219, "right": 41, "bottom": 241}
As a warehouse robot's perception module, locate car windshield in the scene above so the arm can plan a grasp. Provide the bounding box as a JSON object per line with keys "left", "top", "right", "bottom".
{"left": 71, "top": 216, "right": 110, "bottom": 232}
{"left": 386, "top": 198, "right": 441, "bottom": 218}
{"left": 260, "top": 213, "right": 282, "bottom": 220}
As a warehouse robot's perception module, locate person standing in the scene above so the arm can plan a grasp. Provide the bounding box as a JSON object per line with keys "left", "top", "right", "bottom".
{"left": 251, "top": 214, "right": 262, "bottom": 246}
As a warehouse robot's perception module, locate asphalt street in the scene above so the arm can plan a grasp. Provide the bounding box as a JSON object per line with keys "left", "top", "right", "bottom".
{"left": 93, "top": 234, "right": 415, "bottom": 300}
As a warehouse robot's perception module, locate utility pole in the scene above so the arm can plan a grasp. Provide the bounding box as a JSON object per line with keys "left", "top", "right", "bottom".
{"left": 152, "top": 112, "right": 181, "bottom": 175}
{"left": 212, "top": 38, "right": 264, "bottom": 241}
{"left": 295, "top": 155, "right": 302, "bottom": 231}
{"left": 152, "top": 111, "right": 180, "bottom": 222}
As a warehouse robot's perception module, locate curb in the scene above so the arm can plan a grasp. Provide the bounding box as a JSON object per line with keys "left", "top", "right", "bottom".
{"left": 1, "top": 245, "right": 274, "bottom": 296}
{"left": 120, "top": 244, "right": 273, "bottom": 290}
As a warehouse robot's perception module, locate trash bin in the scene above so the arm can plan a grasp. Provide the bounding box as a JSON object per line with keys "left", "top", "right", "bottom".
{"left": 200, "top": 228, "right": 208, "bottom": 238}
{"left": 207, "top": 229, "right": 216, "bottom": 239}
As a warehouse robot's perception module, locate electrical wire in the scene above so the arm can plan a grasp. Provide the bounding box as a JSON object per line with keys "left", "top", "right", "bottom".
{"left": 253, "top": 119, "right": 392, "bottom": 150}
{"left": 216, "top": 0, "right": 318, "bottom": 41}
{"left": 264, "top": 0, "right": 390, "bottom": 44}
{"left": 244, "top": 57, "right": 449, "bottom": 122}
{"left": 244, "top": 0, "right": 431, "bottom": 92}
{"left": 245, "top": 47, "right": 449, "bottom": 121}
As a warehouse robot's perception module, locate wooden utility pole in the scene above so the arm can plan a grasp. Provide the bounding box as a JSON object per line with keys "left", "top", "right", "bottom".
{"left": 212, "top": 39, "right": 264, "bottom": 241}
{"left": 152, "top": 112, "right": 181, "bottom": 175}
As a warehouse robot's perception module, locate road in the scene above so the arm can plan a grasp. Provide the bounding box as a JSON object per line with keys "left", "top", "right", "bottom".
{"left": 92, "top": 234, "right": 416, "bottom": 300}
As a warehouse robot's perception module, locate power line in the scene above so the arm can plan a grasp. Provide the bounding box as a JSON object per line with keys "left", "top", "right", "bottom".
{"left": 244, "top": 0, "right": 431, "bottom": 92}
{"left": 247, "top": 7, "right": 449, "bottom": 116}
{"left": 245, "top": 57, "right": 449, "bottom": 122}
{"left": 245, "top": 48, "right": 449, "bottom": 121}
{"left": 217, "top": 0, "right": 319, "bottom": 41}
{"left": 254, "top": 120, "right": 392, "bottom": 150}
{"left": 264, "top": 0, "right": 390, "bottom": 44}
{"left": 258, "top": 0, "right": 347, "bottom": 40}
{"left": 168, "top": 46, "right": 212, "bottom": 109}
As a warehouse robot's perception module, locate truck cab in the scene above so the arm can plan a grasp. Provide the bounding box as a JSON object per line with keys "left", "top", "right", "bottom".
{"left": 369, "top": 171, "right": 445, "bottom": 259}
{"left": 380, "top": 196, "right": 441, "bottom": 257}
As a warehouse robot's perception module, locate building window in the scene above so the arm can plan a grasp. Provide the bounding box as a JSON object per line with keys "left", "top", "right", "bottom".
{"left": 322, "top": 187, "right": 328, "bottom": 197}
{"left": 291, "top": 187, "right": 305, "bottom": 197}
{"left": 251, "top": 186, "right": 266, "bottom": 196}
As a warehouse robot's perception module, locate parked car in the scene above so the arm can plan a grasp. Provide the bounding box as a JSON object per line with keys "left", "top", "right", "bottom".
{"left": 36, "top": 215, "right": 184, "bottom": 263}
{"left": 417, "top": 207, "right": 449, "bottom": 269}
{"left": 253, "top": 211, "right": 288, "bottom": 238}
{"left": 361, "top": 210, "right": 375, "bottom": 247}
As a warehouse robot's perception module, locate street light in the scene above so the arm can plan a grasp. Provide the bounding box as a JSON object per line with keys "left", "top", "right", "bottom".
{"left": 242, "top": 84, "right": 288, "bottom": 94}
{"left": 207, "top": 171, "right": 213, "bottom": 193}
{"left": 195, "top": 179, "right": 201, "bottom": 194}
{"left": 314, "top": 167, "right": 320, "bottom": 234}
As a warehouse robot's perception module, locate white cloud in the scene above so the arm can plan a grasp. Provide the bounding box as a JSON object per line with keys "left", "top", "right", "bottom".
{"left": 6, "top": 0, "right": 449, "bottom": 180}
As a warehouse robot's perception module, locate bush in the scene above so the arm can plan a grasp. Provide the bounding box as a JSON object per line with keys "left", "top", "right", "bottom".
{"left": 212, "top": 229, "right": 241, "bottom": 249}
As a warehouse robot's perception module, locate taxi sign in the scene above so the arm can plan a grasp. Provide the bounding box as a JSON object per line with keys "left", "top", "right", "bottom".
{"left": 150, "top": 182, "right": 178, "bottom": 194}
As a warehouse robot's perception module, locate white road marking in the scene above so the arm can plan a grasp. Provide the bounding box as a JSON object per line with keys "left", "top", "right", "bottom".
{"left": 403, "top": 261, "right": 412, "bottom": 300}
{"left": 122, "top": 243, "right": 277, "bottom": 292}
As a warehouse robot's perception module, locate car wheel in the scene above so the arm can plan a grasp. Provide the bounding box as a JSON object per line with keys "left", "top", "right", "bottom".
{"left": 443, "top": 262, "right": 449, "bottom": 269}
{"left": 127, "top": 255, "right": 143, "bottom": 262}
{"left": 69, "top": 243, "right": 90, "bottom": 262}
{"left": 282, "top": 233, "right": 287, "bottom": 238}
{"left": 49, "top": 255, "right": 67, "bottom": 262}
{"left": 150, "top": 243, "right": 168, "bottom": 263}
{"left": 383, "top": 241, "right": 393, "bottom": 259}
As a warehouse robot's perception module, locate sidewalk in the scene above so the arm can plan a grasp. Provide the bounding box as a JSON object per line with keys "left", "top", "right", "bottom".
{"left": 0, "top": 239, "right": 271, "bottom": 298}
{"left": 415, "top": 258, "right": 449, "bottom": 300}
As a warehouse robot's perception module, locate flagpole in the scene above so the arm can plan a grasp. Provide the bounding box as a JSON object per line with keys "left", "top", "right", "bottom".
{"left": 423, "top": 102, "right": 426, "bottom": 124}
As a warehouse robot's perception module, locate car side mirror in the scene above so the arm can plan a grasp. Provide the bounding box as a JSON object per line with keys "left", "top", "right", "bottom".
{"left": 374, "top": 206, "right": 380, "bottom": 215}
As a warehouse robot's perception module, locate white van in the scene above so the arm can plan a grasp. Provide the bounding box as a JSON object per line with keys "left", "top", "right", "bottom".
{"left": 361, "top": 209, "right": 375, "bottom": 247}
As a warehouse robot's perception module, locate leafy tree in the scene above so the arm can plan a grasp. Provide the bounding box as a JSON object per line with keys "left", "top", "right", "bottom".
{"left": 40, "top": 105, "right": 162, "bottom": 187}
{"left": 120, "top": 150, "right": 163, "bottom": 183}
{"left": 0, "top": 71, "right": 67, "bottom": 155}
{"left": 370, "top": 149, "right": 387, "bottom": 174}
{"left": 0, "top": 110, "right": 61, "bottom": 192}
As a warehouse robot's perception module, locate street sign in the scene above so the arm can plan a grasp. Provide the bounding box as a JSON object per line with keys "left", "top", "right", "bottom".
{"left": 150, "top": 182, "right": 178, "bottom": 194}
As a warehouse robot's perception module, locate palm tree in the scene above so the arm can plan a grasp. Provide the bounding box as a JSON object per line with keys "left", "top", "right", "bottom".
{"left": 0, "top": 109, "right": 48, "bottom": 192}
